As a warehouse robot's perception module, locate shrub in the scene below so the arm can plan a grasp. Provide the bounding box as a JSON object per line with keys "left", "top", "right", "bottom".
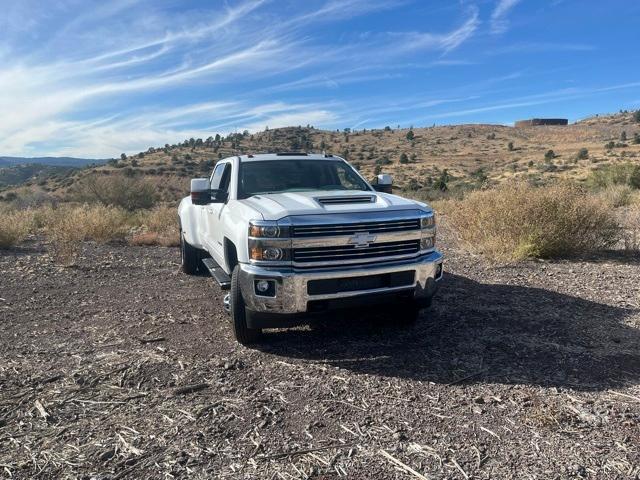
{"left": 598, "top": 185, "right": 633, "bottom": 208}
{"left": 634, "top": 110, "right": 640, "bottom": 123}
{"left": 399, "top": 153, "right": 409, "bottom": 164}
{"left": 130, "top": 206, "right": 179, "bottom": 247}
{"left": 42, "top": 205, "right": 132, "bottom": 264}
{"left": 507, "top": 142, "right": 514, "bottom": 151}
{"left": 544, "top": 150, "right": 556, "bottom": 161}
{"left": 446, "top": 182, "right": 620, "bottom": 260}
{"left": 576, "top": 148, "right": 589, "bottom": 160}
{"left": 587, "top": 163, "right": 640, "bottom": 189}
{"left": 44, "top": 207, "right": 88, "bottom": 265}
{"left": 82, "top": 206, "right": 130, "bottom": 243}
{"left": 405, "top": 130, "right": 414, "bottom": 141}
{"left": 71, "top": 174, "right": 157, "bottom": 210}
{"left": 0, "top": 208, "right": 32, "bottom": 248}
{"left": 620, "top": 202, "right": 640, "bottom": 252}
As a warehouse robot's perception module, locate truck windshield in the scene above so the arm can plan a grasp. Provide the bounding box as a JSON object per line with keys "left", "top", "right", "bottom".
{"left": 239, "top": 160, "right": 371, "bottom": 197}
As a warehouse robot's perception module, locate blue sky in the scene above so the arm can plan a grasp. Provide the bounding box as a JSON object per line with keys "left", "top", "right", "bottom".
{"left": 1, "top": 0, "right": 639, "bottom": 158}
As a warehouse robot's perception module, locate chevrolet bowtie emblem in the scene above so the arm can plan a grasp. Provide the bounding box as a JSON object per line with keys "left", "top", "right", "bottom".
{"left": 348, "top": 232, "right": 376, "bottom": 248}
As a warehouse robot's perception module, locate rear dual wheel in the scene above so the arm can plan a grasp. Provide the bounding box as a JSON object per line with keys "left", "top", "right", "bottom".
{"left": 180, "top": 229, "right": 201, "bottom": 275}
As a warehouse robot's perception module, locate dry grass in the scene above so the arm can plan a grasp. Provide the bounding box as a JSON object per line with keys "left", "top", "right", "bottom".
{"left": 444, "top": 182, "right": 621, "bottom": 260}
{"left": 0, "top": 208, "right": 33, "bottom": 249}
{"left": 42, "top": 205, "right": 132, "bottom": 265}
{"left": 620, "top": 201, "right": 640, "bottom": 252}
{"left": 598, "top": 185, "right": 634, "bottom": 208}
{"left": 1, "top": 203, "right": 177, "bottom": 261}
{"left": 44, "top": 207, "right": 89, "bottom": 265}
{"left": 130, "top": 206, "right": 178, "bottom": 247}
{"left": 71, "top": 174, "right": 157, "bottom": 210}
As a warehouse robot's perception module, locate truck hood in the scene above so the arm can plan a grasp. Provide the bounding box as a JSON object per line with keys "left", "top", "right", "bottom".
{"left": 242, "top": 190, "right": 429, "bottom": 220}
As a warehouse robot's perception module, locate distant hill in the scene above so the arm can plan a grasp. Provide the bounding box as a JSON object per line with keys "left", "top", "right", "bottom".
{"left": 1, "top": 110, "right": 639, "bottom": 202}
{"left": 0, "top": 156, "right": 111, "bottom": 167}
{"left": 0, "top": 164, "right": 80, "bottom": 188}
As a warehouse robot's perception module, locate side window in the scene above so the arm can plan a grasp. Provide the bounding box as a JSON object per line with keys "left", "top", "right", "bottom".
{"left": 219, "top": 164, "right": 232, "bottom": 193}
{"left": 210, "top": 163, "right": 226, "bottom": 190}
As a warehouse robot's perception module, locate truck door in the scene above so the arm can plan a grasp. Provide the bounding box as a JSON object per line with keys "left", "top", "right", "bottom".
{"left": 203, "top": 161, "right": 231, "bottom": 266}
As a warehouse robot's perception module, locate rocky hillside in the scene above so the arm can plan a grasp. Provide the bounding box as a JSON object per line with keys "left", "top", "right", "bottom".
{"left": 3, "top": 111, "right": 640, "bottom": 203}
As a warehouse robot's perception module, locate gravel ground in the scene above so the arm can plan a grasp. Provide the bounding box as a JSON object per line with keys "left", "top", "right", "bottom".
{"left": 0, "top": 233, "right": 639, "bottom": 479}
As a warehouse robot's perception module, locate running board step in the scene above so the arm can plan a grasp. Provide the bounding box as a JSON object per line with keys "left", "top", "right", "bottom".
{"left": 201, "top": 258, "right": 231, "bottom": 290}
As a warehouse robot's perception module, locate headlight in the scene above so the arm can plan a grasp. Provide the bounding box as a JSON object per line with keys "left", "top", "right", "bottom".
{"left": 249, "top": 246, "right": 288, "bottom": 261}
{"left": 420, "top": 213, "right": 436, "bottom": 228}
{"left": 248, "top": 222, "right": 291, "bottom": 262}
{"left": 420, "top": 212, "right": 436, "bottom": 250}
{"left": 249, "top": 221, "right": 289, "bottom": 238}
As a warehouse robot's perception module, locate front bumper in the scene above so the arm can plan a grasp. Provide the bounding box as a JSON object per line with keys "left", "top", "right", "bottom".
{"left": 238, "top": 251, "right": 443, "bottom": 315}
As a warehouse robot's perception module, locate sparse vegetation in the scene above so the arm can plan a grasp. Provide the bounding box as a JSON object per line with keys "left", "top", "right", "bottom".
{"left": 445, "top": 182, "right": 620, "bottom": 260}
{"left": 71, "top": 174, "right": 157, "bottom": 210}
{"left": 0, "top": 203, "right": 178, "bottom": 263}
{"left": 587, "top": 162, "right": 640, "bottom": 189}
{"left": 0, "top": 207, "right": 33, "bottom": 248}
{"left": 576, "top": 148, "right": 589, "bottom": 160}
{"left": 598, "top": 185, "right": 634, "bottom": 208}
{"left": 130, "top": 206, "right": 179, "bottom": 247}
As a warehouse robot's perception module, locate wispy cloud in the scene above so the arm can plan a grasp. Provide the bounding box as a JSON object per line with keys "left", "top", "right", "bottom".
{"left": 0, "top": 0, "right": 488, "bottom": 157}
{"left": 0, "top": 0, "right": 635, "bottom": 157}
{"left": 389, "top": 6, "right": 480, "bottom": 54}
{"left": 490, "top": 0, "right": 521, "bottom": 34}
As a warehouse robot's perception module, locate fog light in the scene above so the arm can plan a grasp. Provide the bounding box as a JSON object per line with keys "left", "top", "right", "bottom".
{"left": 420, "top": 237, "right": 434, "bottom": 250}
{"left": 262, "top": 247, "right": 283, "bottom": 261}
{"left": 254, "top": 279, "right": 276, "bottom": 297}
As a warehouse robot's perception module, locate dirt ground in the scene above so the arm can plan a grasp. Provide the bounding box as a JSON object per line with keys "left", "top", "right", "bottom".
{"left": 1, "top": 232, "right": 639, "bottom": 479}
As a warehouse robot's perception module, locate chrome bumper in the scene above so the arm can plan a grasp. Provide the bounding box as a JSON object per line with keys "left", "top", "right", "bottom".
{"left": 238, "top": 251, "right": 443, "bottom": 314}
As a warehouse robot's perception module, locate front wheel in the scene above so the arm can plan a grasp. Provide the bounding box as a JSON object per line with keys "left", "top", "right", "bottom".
{"left": 229, "top": 265, "right": 262, "bottom": 345}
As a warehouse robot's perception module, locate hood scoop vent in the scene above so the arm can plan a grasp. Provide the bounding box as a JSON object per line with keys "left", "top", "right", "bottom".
{"left": 316, "top": 195, "right": 376, "bottom": 205}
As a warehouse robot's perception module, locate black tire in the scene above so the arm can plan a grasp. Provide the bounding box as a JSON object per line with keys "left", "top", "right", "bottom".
{"left": 229, "top": 265, "right": 262, "bottom": 345}
{"left": 180, "top": 230, "right": 200, "bottom": 275}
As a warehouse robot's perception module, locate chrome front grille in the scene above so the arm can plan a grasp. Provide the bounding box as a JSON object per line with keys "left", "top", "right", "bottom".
{"left": 293, "top": 240, "right": 420, "bottom": 265}
{"left": 292, "top": 219, "right": 420, "bottom": 237}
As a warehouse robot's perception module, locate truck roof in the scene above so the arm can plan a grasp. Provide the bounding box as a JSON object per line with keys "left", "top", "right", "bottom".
{"left": 236, "top": 153, "right": 344, "bottom": 162}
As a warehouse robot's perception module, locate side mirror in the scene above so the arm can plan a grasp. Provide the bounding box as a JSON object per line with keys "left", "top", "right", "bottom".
{"left": 190, "top": 178, "right": 211, "bottom": 205}
{"left": 372, "top": 173, "right": 393, "bottom": 193}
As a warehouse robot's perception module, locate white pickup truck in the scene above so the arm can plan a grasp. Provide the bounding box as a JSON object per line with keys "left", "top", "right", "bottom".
{"left": 178, "top": 153, "right": 443, "bottom": 344}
